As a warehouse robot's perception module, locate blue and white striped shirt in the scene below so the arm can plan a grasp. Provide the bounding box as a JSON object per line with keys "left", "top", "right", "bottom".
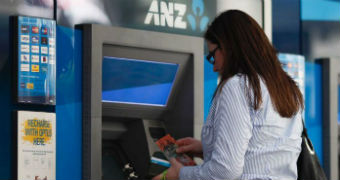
{"left": 179, "top": 74, "right": 303, "bottom": 180}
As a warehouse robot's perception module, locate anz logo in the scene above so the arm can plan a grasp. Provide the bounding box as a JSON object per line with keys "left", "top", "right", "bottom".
{"left": 144, "top": 0, "right": 187, "bottom": 29}
{"left": 144, "top": 0, "right": 209, "bottom": 32}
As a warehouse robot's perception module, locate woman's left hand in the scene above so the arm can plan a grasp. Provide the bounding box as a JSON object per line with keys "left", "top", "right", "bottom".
{"left": 152, "top": 158, "right": 183, "bottom": 180}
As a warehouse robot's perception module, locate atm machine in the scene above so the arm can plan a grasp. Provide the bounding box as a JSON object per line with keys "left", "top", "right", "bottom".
{"left": 81, "top": 24, "right": 204, "bottom": 180}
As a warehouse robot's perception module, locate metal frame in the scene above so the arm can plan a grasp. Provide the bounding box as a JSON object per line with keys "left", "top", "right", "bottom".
{"left": 81, "top": 24, "right": 204, "bottom": 180}
{"left": 263, "top": 0, "right": 272, "bottom": 42}
{"left": 318, "top": 57, "right": 340, "bottom": 180}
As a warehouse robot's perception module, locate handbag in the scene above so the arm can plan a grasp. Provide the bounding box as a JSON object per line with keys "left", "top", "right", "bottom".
{"left": 297, "top": 120, "right": 327, "bottom": 180}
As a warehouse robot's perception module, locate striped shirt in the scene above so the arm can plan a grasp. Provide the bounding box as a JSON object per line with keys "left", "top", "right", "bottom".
{"left": 179, "top": 74, "right": 303, "bottom": 180}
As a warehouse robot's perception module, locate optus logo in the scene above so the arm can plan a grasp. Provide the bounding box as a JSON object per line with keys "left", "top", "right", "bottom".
{"left": 144, "top": 0, "right": 209, "bottom": 31}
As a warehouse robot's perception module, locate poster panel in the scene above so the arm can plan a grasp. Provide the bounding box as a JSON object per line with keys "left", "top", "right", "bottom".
{"left": 17, "top": 111, "right": 56, "bottom": 180}
{"left": 278, "top": 53, "right": 305, "bottom": 96}
{"left": 15, "top": 16, "right": 56, "bottom": 105}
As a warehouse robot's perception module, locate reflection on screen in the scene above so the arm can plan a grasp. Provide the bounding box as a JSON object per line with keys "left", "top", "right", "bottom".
{"left": 102, "top": 56, "right": 179, "bottom": 106}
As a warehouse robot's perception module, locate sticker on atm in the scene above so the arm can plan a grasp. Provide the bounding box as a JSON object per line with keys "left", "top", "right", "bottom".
{"left": 21, "top": 45, "right": 30, "bottom": 53}
{"left": 31, "top": 26, "right": 39, "bottom": 34}
{"left": 41, "top": 26, "right": 48, "bottom": 35}
{"left": 31, "top": 55, "right": 39, "bottom": 63}
{"left": 31, "top": 45, "right": 39, "bottom": 53}
{"left": 20, "top": 35, "right": 30, "bottom": 43}
{"left": 41, "top": 47, "right": 48, "bottom": 54}
{"left": 21, "top": 54, "right": 30, "bottom": 62}
{"left": 31, "top": 36, "right": 39, "bottom": 44}
{"left": 41, "top": 37, "right": 48, "bottom": 45}
{"left": 21, "top": 25, "right": 29, "bottom": 33}
{"left": 26, "top": 83, "right": 34, "bottom": 89}
{"left": 41, "top": 56, "right": 48, "bottom": 63}
{"left": 31, "top": 65, "right": 40, "bottom": 72}
{"left": 21, "top": 64, "right": 30, "bottom": 72}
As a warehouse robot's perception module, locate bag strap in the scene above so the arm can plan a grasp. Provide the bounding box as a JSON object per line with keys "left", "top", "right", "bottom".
{"left": 301, "top": 118, "right": 308, "bottom": 137}
{"left": 301, "top": 117, "right": 315, "bottom": 151}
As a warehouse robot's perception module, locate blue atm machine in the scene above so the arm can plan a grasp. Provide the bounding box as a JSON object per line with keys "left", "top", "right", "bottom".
{"left": 81, "top": 24, "right": 204, "bottom": 180}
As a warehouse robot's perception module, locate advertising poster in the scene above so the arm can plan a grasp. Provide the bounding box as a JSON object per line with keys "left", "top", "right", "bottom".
{"left": 278, "top": 53, "right": 305, "bottom": 97}
{"left": 17, "top": 111, "right": 56, "bottom": 180}
{"left": 16, "top": 16, "right": 56, "bottom": 105}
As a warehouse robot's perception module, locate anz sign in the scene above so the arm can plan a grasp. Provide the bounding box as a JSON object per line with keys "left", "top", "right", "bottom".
{"left": 144, "top": 0, "right": 187, "bottom": 29}
{"left": 144, "top": 0, "right": 210, "bottom": 32}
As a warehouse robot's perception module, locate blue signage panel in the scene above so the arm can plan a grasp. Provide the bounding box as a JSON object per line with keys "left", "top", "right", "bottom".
{"left": 57, "top": 0, "right": 216, "bottom": 37}
{"left": 16, "top": 16, "right": 56, "bottom": 105}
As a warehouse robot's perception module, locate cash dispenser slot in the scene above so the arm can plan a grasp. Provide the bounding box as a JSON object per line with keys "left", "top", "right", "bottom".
{"left": 102, "top": 117, "right": 169, "bottom": 179}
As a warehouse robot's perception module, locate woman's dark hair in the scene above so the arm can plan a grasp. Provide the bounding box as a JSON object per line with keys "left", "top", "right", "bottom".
{"left": 204, "top": 10, "right": 304, "bottom": 118}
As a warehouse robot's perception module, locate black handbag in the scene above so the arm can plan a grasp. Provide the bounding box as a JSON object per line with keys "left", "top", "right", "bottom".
{"left": 297, "top": 120, "right": 327, "bottom": 180}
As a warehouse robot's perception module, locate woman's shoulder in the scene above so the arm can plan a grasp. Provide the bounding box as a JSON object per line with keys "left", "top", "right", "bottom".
{"left": 219, "top": 74, "right": 247, "bottom": 96}
{"left": 222, "top": 74, "right": 247, "bottom": 90}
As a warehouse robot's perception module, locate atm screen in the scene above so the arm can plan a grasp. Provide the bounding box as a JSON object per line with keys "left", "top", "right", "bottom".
{"left": 102, "top": 56, "right": 179, "bottom": 106}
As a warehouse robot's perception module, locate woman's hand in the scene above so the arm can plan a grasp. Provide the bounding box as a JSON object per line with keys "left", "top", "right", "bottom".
{"left": 152, "top": 158, "right": 183, "bottom": 180}
{"left": 176, "top": 137, "right": 203, "bottom": 158}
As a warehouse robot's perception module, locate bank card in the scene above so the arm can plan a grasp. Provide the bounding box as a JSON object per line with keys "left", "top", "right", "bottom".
{"left": 156, "top": 134, "right": 196, "bottom": 166}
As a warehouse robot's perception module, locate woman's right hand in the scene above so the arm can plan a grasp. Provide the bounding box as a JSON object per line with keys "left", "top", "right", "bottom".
{"left": 176, "top": 137, "right": 203, "bottom": 158}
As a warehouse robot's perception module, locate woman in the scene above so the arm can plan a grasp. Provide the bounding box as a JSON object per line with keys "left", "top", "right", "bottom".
{"left": 153, "top": 10, "right": 304, "bottom": 180}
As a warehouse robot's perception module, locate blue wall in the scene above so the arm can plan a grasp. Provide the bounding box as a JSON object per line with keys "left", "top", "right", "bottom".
{"left": 305, "top": 62, "right": 324, "bottom": 164}
{"left": 56, "top": 26, "right": 82, "bottom": 180}
{"left": 204, "top": 55, "right": 218, "bottom": 121}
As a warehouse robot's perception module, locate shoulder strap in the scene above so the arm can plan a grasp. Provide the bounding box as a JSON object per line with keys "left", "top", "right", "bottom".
{"left": 301, "top": 118, "right": 308, "bottom": 137}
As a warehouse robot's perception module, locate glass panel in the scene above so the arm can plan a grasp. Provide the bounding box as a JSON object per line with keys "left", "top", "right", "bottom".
{"left": 17, "top": 16, "right": 56, "bottom": 105}
{"left": 102, "top": 56, "right": 178, "bottom": 106}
